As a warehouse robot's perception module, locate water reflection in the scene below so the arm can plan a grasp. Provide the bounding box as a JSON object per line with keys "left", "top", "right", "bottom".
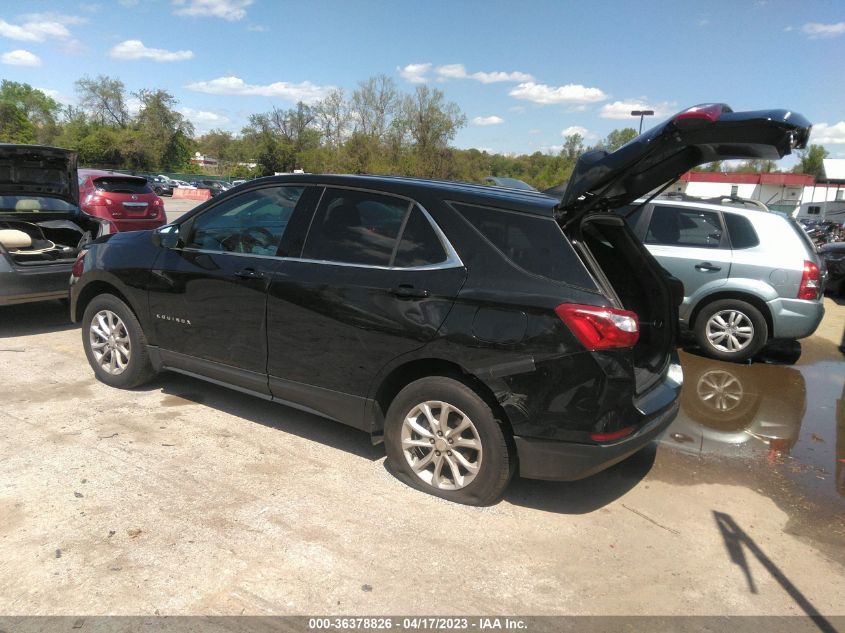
{"left": 663, "top": 350, "right": 806, "bottom": 462}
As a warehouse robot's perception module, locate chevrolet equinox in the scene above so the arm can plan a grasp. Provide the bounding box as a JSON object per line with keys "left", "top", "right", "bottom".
{"left": 71, "top": 104, "right": 810, "bottom": 504}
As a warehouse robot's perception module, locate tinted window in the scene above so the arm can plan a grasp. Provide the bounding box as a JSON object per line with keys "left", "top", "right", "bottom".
{"left": 393, "top": 207, "right": 447, "bottom": 267}
{"left": 645, "top": 206, "right": 723, "bottom": 248}
{"left": 302, "top": 188, "right": 409, "bottom": 266}
{"left": 93, "top": 177, "right": 152, "bottom": 194}
{"left": 186, "top": 186, "right": 303, "bottom": 255}
{"left": 452, "top": 202, "right": 587, "bottom": 284}
{"left": 724, "top": 212, "right": 759, "bottom": 249}
{"left": 613, "top": 205, "right": 644, "bottom": 230}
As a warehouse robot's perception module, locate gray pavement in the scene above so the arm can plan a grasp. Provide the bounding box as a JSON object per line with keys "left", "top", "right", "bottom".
{"left": 0, "top": 297, "right": 843, "bottom": 616}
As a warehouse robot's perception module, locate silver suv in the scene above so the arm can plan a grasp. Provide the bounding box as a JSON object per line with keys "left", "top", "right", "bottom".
{"left": 620, "top": 195, "right": 824, "bottom": 361}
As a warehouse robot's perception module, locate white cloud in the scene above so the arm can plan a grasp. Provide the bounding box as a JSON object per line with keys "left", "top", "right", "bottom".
{"left": 119, "top": 0, "right": 139, "bottom": 6}
{"left": 811, "top": 122, "right": 845, "bottom": 144}
{"left": 801, "top": 22, "right": 845, "bottom": 39}
{"left": 435, "top": 63, "right": 533, "bottom": 83}
{"left": 179, "top": 107, "right": 231, "bottom": 132}
{"left": 1, "top": 49, "right": 41, "bottom": 66}
{"left": 471, "top": 115, "right": 504, "bottom": 126}
{"left": 110, "top": 40, "right": 194, "bottom": 62}
{"left": 561, "top": 125, "right": 589, "bottom": 138}
{"left": 398, "top": 63, "right": 431, "bottom": 84}
{"left": 185, "top": 75, "right": 333, "bottom": 103}
{"left": 509, "top": 82, "right": 607, "bottom": 105}
{"left": 173, "top": 0, "right": 253, "bottom": 21}
{"left": 0, "top": 14, "right": 81, "bottom": 42}
{"left": 599, "top": 99, "right": 675, "bottom": 119}
{"left": 247, "top": 24, "right": 267, "bottom": 31}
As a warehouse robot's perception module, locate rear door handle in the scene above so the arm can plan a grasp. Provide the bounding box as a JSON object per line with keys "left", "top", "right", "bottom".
{"left": 695, "top": 262, "right": 721, "bottom": 272}
{"left": 389, "top": 285, "right": 430, "bottom": 299}
{"left": 234, "top": 268, "right": 264, "bottom": 279}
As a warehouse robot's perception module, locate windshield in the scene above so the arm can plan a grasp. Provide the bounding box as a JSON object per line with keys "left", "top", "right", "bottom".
{"left": 0, "top": 195, "right": 78, "bottom": 213}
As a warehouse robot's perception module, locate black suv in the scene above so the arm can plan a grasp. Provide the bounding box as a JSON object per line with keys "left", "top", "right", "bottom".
{"left": 70, "top": 105, "right": 810, "bottom": 504}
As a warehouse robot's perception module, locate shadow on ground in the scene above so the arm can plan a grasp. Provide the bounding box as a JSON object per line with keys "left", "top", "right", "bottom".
{"left": 152, "top": 371, "right": 381, "bottom": 461}
{"left": 0, "top": 300, "right": 76, "bottom": 337}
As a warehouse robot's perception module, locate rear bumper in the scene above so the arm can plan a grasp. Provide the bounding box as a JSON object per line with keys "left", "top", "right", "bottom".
{"left": 514, "top": 363, "right": 681, "bottom": 481}
{"left": 767, "top": 296, "right": 824, "bottom": 339}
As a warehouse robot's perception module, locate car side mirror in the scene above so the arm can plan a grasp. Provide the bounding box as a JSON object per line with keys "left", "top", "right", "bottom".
{"left": 156, "top": 224, "right": 183, "bottom": 249}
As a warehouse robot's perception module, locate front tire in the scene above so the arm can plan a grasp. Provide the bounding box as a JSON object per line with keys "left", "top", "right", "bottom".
{"left": 384, "top": 376, "right": 513, "bottom": 505}
{"left": 82, "top": 294, "right": 156, "bottom": 389}
{"left": 694, "top": 299, "right": 768, "bottom": 362}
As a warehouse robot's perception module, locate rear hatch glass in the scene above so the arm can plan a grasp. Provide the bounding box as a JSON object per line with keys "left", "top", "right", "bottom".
{"left": 93, "top": 177, "right": 152, "bottom": 194}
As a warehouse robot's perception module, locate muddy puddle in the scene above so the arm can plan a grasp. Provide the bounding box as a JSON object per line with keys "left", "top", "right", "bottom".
{"left": 651, "top": 337, "right": 845, "bottom": 561}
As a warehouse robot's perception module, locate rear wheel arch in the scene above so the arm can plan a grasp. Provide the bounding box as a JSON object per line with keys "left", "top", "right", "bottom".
{"left": 689, "top": 290, "right": 773, "bottom": 338}
{"left": 371, "top": 358, "right": 515, "bottom": 443}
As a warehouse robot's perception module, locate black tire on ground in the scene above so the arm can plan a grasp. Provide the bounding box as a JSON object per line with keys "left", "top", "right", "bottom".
{"left": 384, "top": 375, "right": 514, "bottom": 506}
{"left": 154, "top": 186, "right": 162, "bottom": 195}
{"left": 693, "top": 298, "right": 768, "bottom": 362}
{"left": 81, "top": 293, "right": 157, "bottom": 389}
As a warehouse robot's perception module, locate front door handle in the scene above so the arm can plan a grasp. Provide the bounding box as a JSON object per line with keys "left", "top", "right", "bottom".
{"left": 695, "top": 262, "right": 721, "bottom": 272}
{"left": 389, "top": 285, "right": 430, "bottom": 299}
{"left": 234, "top": 268, "right": 264, "bottom": 279}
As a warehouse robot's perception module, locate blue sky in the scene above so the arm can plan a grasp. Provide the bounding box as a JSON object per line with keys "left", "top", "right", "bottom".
{"left": 1, "top": 0, "right": 844, "bottom": 161}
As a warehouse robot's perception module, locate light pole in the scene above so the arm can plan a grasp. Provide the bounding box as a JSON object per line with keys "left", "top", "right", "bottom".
{"left": 631, "top": 109, "right": 654, "bottom": 134}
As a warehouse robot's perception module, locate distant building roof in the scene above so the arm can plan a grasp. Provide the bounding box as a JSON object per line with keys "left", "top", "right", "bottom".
{"left": 679, "top": 172, "right": 814, "bottom": 186}
{"left": 822, "top": 159, "right": 845, "bottom": 182}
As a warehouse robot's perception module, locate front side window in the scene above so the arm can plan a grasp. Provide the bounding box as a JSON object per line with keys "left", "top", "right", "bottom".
{"left": 302, "top": 188, "right": 409, "bottom": 266}
{"left": 645, "top": 205, "right": 724, "bottom": 248}
{"left": 185, "top": 186, "right": 303, "bottom": 255}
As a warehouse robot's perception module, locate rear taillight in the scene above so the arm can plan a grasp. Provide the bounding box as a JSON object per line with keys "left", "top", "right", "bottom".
{"left": 591, "top": 426, "right": 635, "bottom": 442}
{"left": 71, "top": 252, "right": 85, "bottom": 277}
{"left": 797, "top": 260, "right": 821, "bottom": 300}
{"left": 151, "top": 197, "right": 163, "bottom": 216}
{"left": 555, "top": 303, "right": 639, "bottom": 351}
{"left": 673, "top": 103, "right": 726, "bottom": 123}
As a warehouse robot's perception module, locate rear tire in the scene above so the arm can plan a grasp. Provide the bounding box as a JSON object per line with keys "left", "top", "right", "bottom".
{"left": 384, "top": 376, "right": 513, "bottom": 506}
{"left": 82, "top": 294, "right": 156, "bottom": 389}
{"left": 694, "top": 299, "right": 768, "bottom": 362}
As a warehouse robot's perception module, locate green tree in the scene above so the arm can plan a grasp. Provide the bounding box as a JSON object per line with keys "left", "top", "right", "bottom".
{"left": 75, "top": 75, "right": 130, "bottom": 128}
{"left": 600, "top": 128, "right": 638, "bottom": 151}
{"left": 793, "top": 144, "right": 828, "bottom": 179}
{"left": 0, "top": 102, "right": 35, "bottom": 143}
{"left": 0, "top": 81, "right": 61, "bottom": 144}
{"left": 134, "top": 89, "right": 194, "bottom": 169}
{"left": 401, "top": 85, "right": 466, "bottom": 177}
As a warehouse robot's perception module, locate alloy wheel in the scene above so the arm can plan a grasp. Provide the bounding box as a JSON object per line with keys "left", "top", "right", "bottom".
{"left": 89, "top": 309, "right": 131, "bottom": 375}
{"left": 705, "top": 309, "right": 754, "bottom": 353}
{"left": 401, "top": 401, "right": 482, "bottom": 490}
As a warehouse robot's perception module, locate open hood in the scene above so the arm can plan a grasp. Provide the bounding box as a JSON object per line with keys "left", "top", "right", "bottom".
{"left": 0, "top": 144, "right": 79, "bottom": 205}
{"left": 558, "top": 104, "right": 811, "bottom": 222}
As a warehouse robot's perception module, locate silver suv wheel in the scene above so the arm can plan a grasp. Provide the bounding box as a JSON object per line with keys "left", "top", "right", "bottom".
{"left": 89, "top": 309, "right": 131, "bottom": 375}
{"left": 401, "top": 400, "right": 482, "bottom": 490}
{"left": 705, "top": 309, "right": 754, "bottom": 353}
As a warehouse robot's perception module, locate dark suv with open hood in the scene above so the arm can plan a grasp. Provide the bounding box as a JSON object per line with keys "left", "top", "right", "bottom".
{"left": 0, "top": 144, "right": 111, "bottom": 306}
{"left": 69, "top": 105, "right": 810, "bottom": 504}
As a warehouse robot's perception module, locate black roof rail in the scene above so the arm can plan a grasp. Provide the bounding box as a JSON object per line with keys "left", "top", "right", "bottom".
{"left": 659, "top": 191, "right": 769, "bottom": 212}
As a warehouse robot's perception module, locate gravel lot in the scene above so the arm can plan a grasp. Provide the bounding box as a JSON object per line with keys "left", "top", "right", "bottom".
{"left": 0, "top": 274, "right": 843, "bottom": 615}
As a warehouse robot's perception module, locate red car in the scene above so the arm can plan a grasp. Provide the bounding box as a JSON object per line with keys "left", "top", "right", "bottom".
{"left": 78, "top": 169, "right": 166, "bottom": 232}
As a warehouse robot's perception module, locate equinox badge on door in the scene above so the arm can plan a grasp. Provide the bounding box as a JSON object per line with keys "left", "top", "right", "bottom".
{"left": 155, "top": 313, "right": 191, "bottom": 325}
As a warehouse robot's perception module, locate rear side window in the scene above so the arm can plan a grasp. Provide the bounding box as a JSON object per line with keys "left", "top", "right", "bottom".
{"left": 393, "top": 207, "right": 447, "bottom": 267}
{"left": 723, "top": 212, "right": 759, "bottom": 249}
{"left": 645, "top": 205, "right": 724, "bottom": 248}
{"left": 93, "top": 177, "right": 152, "bottom": 194}
{"left": 302, "top": 188, "right": 409, "bottom": 266}
{"left": 451, "top": 202, "right": 588, "bottom": 284}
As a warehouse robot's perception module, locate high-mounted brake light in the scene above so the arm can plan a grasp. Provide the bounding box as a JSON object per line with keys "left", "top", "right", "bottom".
{"left": 555, "top": 303, "right": 639, "bottom": 351}
{"left": 797, "top": 260, "right": 821, "bottom": 300}
{"left": 673, "top": 103, "right": 726, "bottom": 123}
